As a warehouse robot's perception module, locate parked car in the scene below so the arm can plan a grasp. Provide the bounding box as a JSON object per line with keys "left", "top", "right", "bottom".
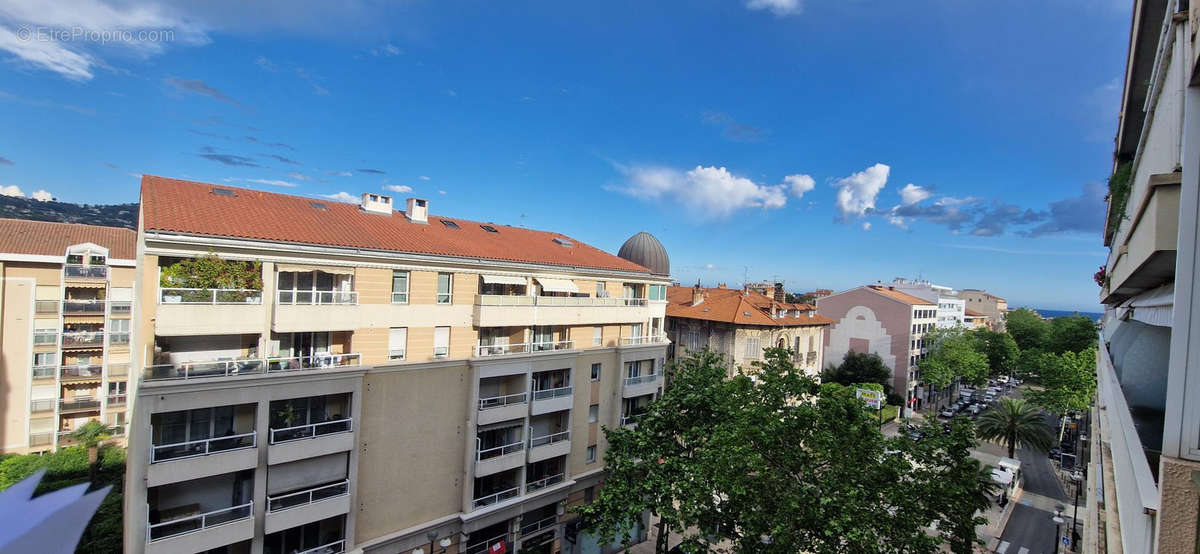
{"left": 968, "top": 404, "right": 982, "bottom": 416}
{"left": 995, "top": 375, "right": 1009, "bottom": 384}
{"left": 939, "top": 408, "right": 956, "bottom": 418}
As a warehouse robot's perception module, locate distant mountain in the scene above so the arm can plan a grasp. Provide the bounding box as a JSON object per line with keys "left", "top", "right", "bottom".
{"left": 0, "top": 194, "right": 137, "bottom": 229}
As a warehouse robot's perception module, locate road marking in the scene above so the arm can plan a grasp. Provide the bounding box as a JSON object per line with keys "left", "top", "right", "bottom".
{"left": 1017, "top": 548, "right": 1029, "bottom": 554}
{"left": 996, "top": 540, "right": 1010, "bottom": 553}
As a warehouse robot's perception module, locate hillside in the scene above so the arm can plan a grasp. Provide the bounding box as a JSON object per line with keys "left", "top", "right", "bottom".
{"left": 0, "top": 194, "right": 137, "bottom": 229}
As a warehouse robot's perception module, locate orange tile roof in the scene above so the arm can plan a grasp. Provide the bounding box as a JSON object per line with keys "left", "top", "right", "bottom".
{"left": 666, "top": 286, "right": 832, "bottom": 327}
{"left": 865, "top": 285, "right": 936, "bottom": 305}
{"left": 140, "top": 175, "right": 653, "bottom": 274}
{"left": 964, "top": 308, "right": 987, "bottom": 317}
{"left": 0, "top": 218, "right": 136, "bottom": 259}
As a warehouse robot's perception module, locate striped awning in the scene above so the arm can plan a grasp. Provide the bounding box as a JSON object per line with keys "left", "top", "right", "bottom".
{"left": 535, "top": 278, "right": 579, "bottom": 294}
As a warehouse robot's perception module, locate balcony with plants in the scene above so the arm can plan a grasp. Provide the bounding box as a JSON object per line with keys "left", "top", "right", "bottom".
{"left": 157, "top": 254, "right": 266, "bottom": 336}
{"left": 1101, "top": 154, "right": 1182, "bottom": 304}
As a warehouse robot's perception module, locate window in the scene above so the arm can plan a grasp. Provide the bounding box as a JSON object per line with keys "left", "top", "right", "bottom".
{"left": 553, "top": 237, "right": 574, "bottom": 247}
{"left": 391, "top": 271, "right": 409, "bottom": 303}
{"left": 586, "top": 445, "right": 596, "bottom": 463}
{"left": 593, "top": 326, "right": 603, "bottom": 346}
{"left": 480, "top": 224, "right": 498, "bottom": 233}
{"left": 437, "top": 273, "right": 452, "bottom": 304}
{"left": 434, "top": 326, "right": 450, "bottom": 358}
{"left": 108, "top": 381, "right": 126, "bottom": 395}
{"left": 389, "top": 327, "right": 407, "bottom": 360}
{"left": 585, "top": 486, "right": 595, "bottom": 502}
{"left": 745, "top": 337, "right": 761, "bottom": 359}
{"left": 648, "top": 284, "right": 666, "bottom": 301}
{"left": 588, "top": 405, "right": 599, "bottom": 423}
{"left": 596, "top": 281, "right": 606, "bottom": 297}
{"left": 439, "top": 219, "right": 459, "bottom": 229}
{"left": 591, "top": 363, "right": 601, "bottom": 381}
{"left": 33, "top": 352, "right": 55, "bottom": 367}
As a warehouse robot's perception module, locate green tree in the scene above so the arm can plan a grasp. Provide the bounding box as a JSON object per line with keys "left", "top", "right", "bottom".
{"left": 920, "top": 329, "right": 989, "bottom": 408}
{"left": 1025, "top": 347, "right": 1098, "bottom": 440}
{"left": 69, "top": 421, "right": 117, "bottom": 482}
{"left": 1005, "top": 308, "right": 1048, "bottom": 352}
{"left": 160, "top": 252, "right": 263, "bottom": 290}
{"left": 976, "top": 397, "right": 1054, "bottom": 458}
{"left": 583, "top": 348, "right": 989, "bottom": 553}
{"left": 1046, "top": 315, "right": 1097, "bottom": 354}
{"left": 823, "top": 351, "right": 893, "bottom": 394}
{"left": 968, "top": 329, "right": 1020, "bottom": 376}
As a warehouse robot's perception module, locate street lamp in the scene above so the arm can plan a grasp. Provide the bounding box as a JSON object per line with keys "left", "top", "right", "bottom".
{"left": 1052, "top": 511, "right": 1065, "bottom": 554}
{"left": 1070, "top": 471, "right": 1084, "bottom": 551}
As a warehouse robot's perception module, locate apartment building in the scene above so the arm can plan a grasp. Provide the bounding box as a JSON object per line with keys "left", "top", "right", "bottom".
{"left": 0, "top": 218, "right": 136, "bottom": 454}
{"left": 1087, "top": 0, "right": 1200, "bottom": 551}
{"left": 125, "top": 176, "right": 671, "bottom": 554}
{"left": 963, "top": 309, "right": 990, "bottom": 330}
{"left": 888, "top": 278, "right": 966, "bottom": 329}
{"left": 816, "top": 285, "right": 938, "bottom": 414}
{"left": 958, "top": 289, "right": 1007, "bottom": 331}
{"left": 664, "top": 283, "right": 831, "bottom": 376}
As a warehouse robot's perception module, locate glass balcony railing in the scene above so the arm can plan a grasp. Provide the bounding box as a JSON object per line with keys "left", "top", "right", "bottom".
{"left": 109, "top": 301, "right": 132, "bottom": 315}
{"left": 524, "top": 473, "right": 565, "bottom": 493}
{"left": 276, "top": 290, "right": 358, "bottom": 305}
{"left": 150, "top": 431, "right": 257, "bottom": 463}
{"left": 479, "top": 392, "right": 527, "bottom": 411}
{"left": 147, "top": 501, "right": 252, "bottom": 542}
{"left": 528, "top": 430, "right": 569, "bottom": 449}
{"left": 531, "top": 386, "right": 572, "bottom": 401}
{"left": 61, "top": 332, "right": 105, "bottom": 348}
{"left": 59, "top": 397, "right": 100, "bottom": 411}
{"left": 34, "top": 300, "right": 59, "bottom": 314}
{"left": 64, "top": 264, "right": 107, "bottom": 280}
{"left": 30, "top": 399, "right": 55, "bottom": 412}
{"left": 474, "top": 340, "right": 574, "bottom": 357}
{"left": 62, "top": 299, "right": 106, "bottom": 314}
{"left": 269, "top": 418, "right": 353, "bottom": 444}
{"left": 33, "top": 330, "right": 58, "bottom": 345}
{"left": 159, "top": 288, "right": 262, "bottom": 304}
{"left": 60, "top": 365, "right": 104, "bottom": 381}
{"left": 31, "top": 365, "right": 56, "bottom": 379}
{"left": 143, "top": 353, "right": 362, "bottom": 382}
{"left": 623, "top": 373, "right": 660, "bottom": 387}
{"left": 472, "top": 486, "right": 520, "bottom": 508}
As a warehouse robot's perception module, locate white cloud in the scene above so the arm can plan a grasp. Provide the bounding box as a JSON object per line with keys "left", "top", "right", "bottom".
{"left": 418, "top": 175, "right": 430, "bottom": 181}
{"left": 286, "top": 171, "right": 314, "bottom": 181}
{"left": 832, "top": 163, "right": 889, "bottom": 221}
{"left": 324, "top": 170, "right": 353, "bottom": 177}
{"left": 616, "top": 165, "right": 788, "bottom": 219}
{"left": 30, "top": 189, "right": 53, "bottom": 201}
{"left": 320, "top": 191, "right": 357, "bottom": 203}
{"left": 438, "top": 190, "right": 447, "bottom": 195}
{"left": 898, "top": 183, "right": 931, "bottom": 206}
{"left": 0, "top": 185, "right": 25, "bottom": 197}
{"left": 703, "top": 263, "right": 717, "bottom": 270}
{"left": 784, "top": 173, "right": 814, "bottom": 198}
{"left": 227, "top": 177, "right": 298, "bottom": 187}
{"left": 745, "top": 0, "right": 803, "bottom": 17}
{"left": 384, "top": 184, "right": 411, "bottom": 193}
{"left": 371, "top": 42, "right": 401, "bottom": 56}
{"left": 862, "top": 222, "right": 872, "bottom": 231}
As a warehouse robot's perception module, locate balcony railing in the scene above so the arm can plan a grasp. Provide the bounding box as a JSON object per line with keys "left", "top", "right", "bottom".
{"left": 31, "top": 365, "right": 56, "bottom": 379}
{"left": 29, "top": 432, "right": 53, "bottom": 447}
{"left": 150, "top": 430, "right": 257, "bottom": 463}
{"left": 60, "top": 397, "right": 100, "bottom": 411}
{"left": 33, "top": 330, "right": 57, "bottom": 345}
{"left": 276, "top": 290, "right": 358, "bottom": 305}
{"left": 268, "top": 353, "right": 362, "bottom": 373}
{"left": 475, "top": 340, "right": 574, "bottom": 357}
{"left": 109, "top": 301, "right": 132, "bottom": 315}
{"left": 62, "top": 299, "right": 106, "bottom": 314}
{"left": 30, "top": 399, "right": 55, "bottom": 412}
{"left": 621, "top": 335, "right": 668, "bottom": 346}
{"left": 57, "top": 430, "right": 78, "bottom": 445}
{"left": 623, "top": 373, "right": 659, "bottom": 387}
{"left": 464, "top": 534, "right": 509, "bottom": 554}
{"left": 296, "top": 539, "right": 346, "bottom": 554}
{"left": 60, "top": 365, "right": 104, "bottom": 380}
{"left": 61, "top": 332, "right": 105, "bottom": 348}
{"left": 620, "top": 413, "right": 644, "bottom": 427}
{"left": 143, "top": 353, "right": 362, "bottom": 382}
{"left": 528, "top": 430, "right": 569, "bottom": 448}
{"left": 146, "top": 501, "right": 252, "bottom": 542}
{"left": 108, "top": 363, "right": 129, "bottom": 378}
{"left": 109, "top": 332, "right": 130, "bottom": 346}
{"left": 35, "top": 300, "right": 58, "bottom": 314}
{"left": 473, "top": 486, "right": 520, "bottom": 508}
{"left": 64, "top": 264, "right": 106, "bottom": 280}
{"left": 477, "top": 295, "right": 648, "bottom": 307}
{"left": 388, "top": 349, "right": 406, "bottom": 361}
{"left": 108, "top": 394, "right": 126, "bottom": 407}
{"left": 525, "top": 473, "right": 565, "bottom": 493}
{"left": 159, "top": 288, "right": 263, "bottom": 304}
{"left": 519, "top": 515, "right": 558, "bottom": 537}
{"left": 434, "top": 346, "right": 449, "bottom": 358}
{"left": 531, "top": 386, "right": 572, "bottom": 401}
{"left": 477, "top": 438, "right": 524, "bottom": 461}
{"left": 479, "top": 391, "right": 527, "bottom": 411}
{"left": 267, "top": 480, "right": 350, "bottom": 512}
{"left": 269, "top": 418, "right": 353, "bottom": 444}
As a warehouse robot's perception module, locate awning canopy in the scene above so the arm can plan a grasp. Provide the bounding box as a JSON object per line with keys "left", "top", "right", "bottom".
{"left": 276, "top": 263, "right": 355, "bottom": 275}
{"left": 1127, "top": 283, "right": 1174, "bottom": 327}
{"left": 481, "top": 274, "right": 527, "bottom": 286}
{"left": 536, "top": 278, "right": 579, "bottom": 294}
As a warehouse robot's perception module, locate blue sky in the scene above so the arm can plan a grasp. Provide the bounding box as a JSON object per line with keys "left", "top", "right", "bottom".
{"left": 0, "top": 0, "right": 1128, "bottom": 310}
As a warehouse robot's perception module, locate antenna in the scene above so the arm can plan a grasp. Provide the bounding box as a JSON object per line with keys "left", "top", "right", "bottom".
{"left": 743, "top": 266, "right": 749, "bottom": 286}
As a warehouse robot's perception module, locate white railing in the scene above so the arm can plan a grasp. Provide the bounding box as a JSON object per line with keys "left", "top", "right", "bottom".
{"left": 277, "top": 290, "right": 358, "bottom": 305}
{"left": 479, "top": 391, "right": 527, "bottom": 410}
{"left": 65, "top": 264, "right": 106, "bottom": 279}
{"left": 623, "top": 373, "right": 660, "bottom": 387}
{"left": 268, "top": 353, "right": 362, "bottom": 373}
{"left": 296, "top": 539, "right": 346, "bottom": 554}
{"left": 464, "top": 534, "right": 509, "bottom": 554}
{"left": 146, "top": 501, "right": 252, "bottom": 542}
{"left": 159, "top": 288, "right": 262, "bottom": 304}
{"left": 434, "top": 346, "right": 449, "bottom": 358}
{"left": 531, "top": 386, "right": 572, "bottom": 401}
{"left": 620, "top": 414, "right": 643, "bottom": 426}
{"left": 33, "top": 330, "right": 58, "bottom": 345}
{"left": 475, "top": 340, "right": 574, "bottom": 357}
{"left": 31, "top": 365, "right": 56, "bottom": 379}
{"left": 473, "top": 486, "right": 520, "bottom": 508}
{"left": 143, "top": 353, "right": 361, "bottom": 381}
{"left": 524, "top": 473, "right": 564, "bottom": 493}
{"left": 621, "top": 335, "right": 668, "bottom": 346}
{"left": 267, "top": 480, "right": 350, "bottom": 512}
{"left": 30, "top": 398, "right": 55, "bottom": 412}
{"left": 35, "top": 299, "right": 59, "bottom": 314}
{"left": 520, "top": 515, "right": 558, "bottom": 537}
{"left": 388, "top": 349, "right": 406, "bottom": 361}
{"left": 109, "top": 332, "right": 130, "bottom": 345}
{"left": 62, "top": 299, "right": 106, "bottom": 313}
{"left": 477, "top": 295, "right": 648, "bottom": 307}
{"left": 61, "top": 331, "right": 105, "bottom": 347}
{"left": 109, "top": 300, "right": 132, "bottom": 315}
{"left": 477, "top": 438, "right": 524, "bottom": 460}
{"left": 107, "top": 394, "right": 127, "bottom": 406}
{"left": 150, "top": 431, "right": 257, "bottom": 463}
{"left": 269, "top": 418, "right": 353, "bottom": 444}
{"left": 529, "top": 430, "right": 569, "bottom": 449}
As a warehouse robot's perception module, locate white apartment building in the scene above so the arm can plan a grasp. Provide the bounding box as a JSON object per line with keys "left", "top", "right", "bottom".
{"left": 889, "top": 278, "right": 966, "bottom": 330}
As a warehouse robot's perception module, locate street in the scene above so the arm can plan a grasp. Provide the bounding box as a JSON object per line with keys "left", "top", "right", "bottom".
{"left": 995, "top": 399, "right": 1075, "bottom": 554}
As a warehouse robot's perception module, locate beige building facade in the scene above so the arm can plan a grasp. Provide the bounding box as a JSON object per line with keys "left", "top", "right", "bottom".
{"left": 958, "top": 289, "right": 1007, "bottom": 331}
{"left": 124, "top": 176, "right": 671, "bottom": 554}
{"left": 0, "top": 219, "right": 136, "bottom": 454}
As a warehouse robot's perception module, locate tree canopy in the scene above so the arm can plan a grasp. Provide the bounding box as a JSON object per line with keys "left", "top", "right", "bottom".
{"left": 581, "top": 348, "right": 990, "bottom": 553}
{"left": 967, "top": 329, "right": 1020, "bottom": 376}
{"left": 920, "top": 329, "right": 990, "bottom": 388}
{"left": 1023, "top": 346, "right": 1097, "bottom": 416}
{"left": 823, "top": 351, "right": 893, "bottom": 394}
{"left": 1004, "top": 308, "right": 1048, "bottom": 352}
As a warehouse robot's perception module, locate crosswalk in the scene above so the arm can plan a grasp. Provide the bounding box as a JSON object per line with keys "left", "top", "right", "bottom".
{"left": 994, "top": 541, "right": 1031, "bottom": 554}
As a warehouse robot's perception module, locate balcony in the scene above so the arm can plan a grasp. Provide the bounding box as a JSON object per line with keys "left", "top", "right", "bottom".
{"left": 60, "top": 397, "right": 100, "bottom": 412}
{"left": 33, "top": 330, "right": 57, "bottom": 346}
{"left": 264, "top": 481, "right": 351, "bottom": 535}
{"left": 519, "top": 515, "right": 558, "bottom": 540}
{"left": 109, "top": 300, "right": 132, "bottom": 315}
{"left": 620, "top": 414, "right": 642, "bottom": 427}
{"left": 30, "top": 399, "right": 55, "bottom": 413}
{"left": 528, "top": 430, "right": 570, "bottom": 463}
{"left": 464, "top": 533, "right": 510, "bottom": 554}
{"left": 147, "top": 432, "right": 258, "bottom": 487}
{"left": 108, "top": 394, "right": 127, "bottom": 407}
{"left": 267, "top": 419, "right": 354, "bottom": 465}
{"left": 151, "top": 432, "right": 257, "bottom": 464}
{"left": 31, "top": 364, "right": 55, "bottom": 380}
{"left": 62, "top": 299, "right": 106, "bottom": 315}
{"left": 142, "top": 353, "right": 361, "bottom": 383}
{"left": 64, "top": 264, "right": 106, "bottom": 280}
{"left": 524, "top": 472, "right": 565, "bottom": 494}
{"left": 474, "top": 294, "right": 650, "bottom": 327}
{"left": 622, "top": 372, "right": 661, "bottom": 398}
{"left": 475, "top": 438, "right": 525, "bottom": 477}
{"left": 61, "top": 331, "right": 104, "bottom": 349}
{"left": 35, "top": 300, "right": 58, "bottom": 315}
{"left": 29, "top": 432, "right": 53, "bottom": 447}
{"left": 1104, "top": 172, "right": 1181, "bottom": 303}
{"left": 474, "top": 340, "right": 574, "bottom": 358}
{"left": 530, "top": 385, "right": 573, "bottom": 415}
{"left": 109, "top": 332, "right": 130, "bottom": 347}
{"left": 297, "top": 540, "right": 346, "bottom": 554}
{"left": 620, "top": 335, "right": 669, "bottom": 346}
{"left": 157, "top": 288, "right": 266, "bottom": 335}
{"left": 273, "top": 290, "right": 360, "bottom": 333}
{"left": 60, "top": 364, "right": 104, "bottom": 382}
{"left": 145, "top": 502, "right": 254, "bottom": 552}
{"left": 477, "top": 391, "right": 527, "bottom": 426}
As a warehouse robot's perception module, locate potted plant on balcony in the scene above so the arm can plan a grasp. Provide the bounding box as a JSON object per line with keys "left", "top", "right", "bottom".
{"left": 160, "top": 253, "right": 263, "bottom": 302}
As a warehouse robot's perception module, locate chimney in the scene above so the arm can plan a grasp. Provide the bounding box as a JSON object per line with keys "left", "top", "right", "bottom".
{"left": 405, "top": 197, "right": 428, "bottom": 224}
{"left": 361, "top": 193, "right": 394, "bottom": 215}
{"left": 773, "top": 282, "right": 785, "bottom": 303}
{"left": 717, "top": 282, "right": 727, "bottom": 289}
{"left": 692, "top": 284, "right": 704, "bottom": 306}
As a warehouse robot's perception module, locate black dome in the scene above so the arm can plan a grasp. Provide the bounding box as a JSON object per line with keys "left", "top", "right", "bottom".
{"left": 618, "top": 231, "right": 670, "bottom": 276}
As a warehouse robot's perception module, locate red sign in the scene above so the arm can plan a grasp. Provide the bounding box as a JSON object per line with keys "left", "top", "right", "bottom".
{"left": 490, "top": 540, "right": 507, "bottom": 554}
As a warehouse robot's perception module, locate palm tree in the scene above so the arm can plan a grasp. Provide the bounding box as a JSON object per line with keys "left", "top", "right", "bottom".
{"left": 69, "top": 420, "right": 118, "bottom": 482}
{"left": 976, "top": 397, "right": 1053, "bottom": 458}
